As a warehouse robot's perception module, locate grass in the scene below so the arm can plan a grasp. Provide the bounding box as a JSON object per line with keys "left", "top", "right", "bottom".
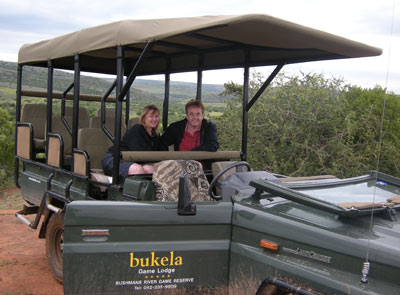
{"left": 0, "top": 186, "right": 24, "bottom": 210}
{"left": 0, "top": 87, "right": 16, "bottom": 94}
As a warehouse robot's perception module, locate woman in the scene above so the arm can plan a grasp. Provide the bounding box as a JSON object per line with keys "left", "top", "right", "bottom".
{"left": 102, "top": 105, "right": 161, "bottom": 176}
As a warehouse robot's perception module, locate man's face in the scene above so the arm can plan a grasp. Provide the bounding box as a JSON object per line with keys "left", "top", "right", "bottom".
{"left": 186, "top": 106, "right": 203, "bottom": 130}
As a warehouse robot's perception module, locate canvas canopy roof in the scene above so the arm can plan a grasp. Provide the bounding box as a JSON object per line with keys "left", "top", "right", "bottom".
{"left": 18, "top": 14, "right": 382, "bottom": 75}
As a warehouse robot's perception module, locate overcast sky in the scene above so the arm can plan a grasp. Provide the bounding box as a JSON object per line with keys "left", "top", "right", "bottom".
{"left": 1, "top": 0, "right": 399, "bottom": 93}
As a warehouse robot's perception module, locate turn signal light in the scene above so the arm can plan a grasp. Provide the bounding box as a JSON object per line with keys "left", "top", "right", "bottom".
{"left": 260, "top": 239, "right": 279, "bottom": 251}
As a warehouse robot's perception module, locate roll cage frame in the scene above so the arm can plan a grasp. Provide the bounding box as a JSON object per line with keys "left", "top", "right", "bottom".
{"left": 14, "top": 14, "right": 382, "bottom": 188}
{"left": 15, "top": 44, "right": 283, "bottom": 187}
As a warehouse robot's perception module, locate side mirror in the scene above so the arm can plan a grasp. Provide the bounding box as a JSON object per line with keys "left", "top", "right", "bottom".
{"left": 177, "top": 173, "right": 196, "bottom": 215}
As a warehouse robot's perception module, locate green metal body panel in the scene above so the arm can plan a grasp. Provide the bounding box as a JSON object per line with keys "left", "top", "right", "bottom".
{"left": 18, "top": 160, "right": 400, "bottom": 294}
{"left": 122, "top": 176, "right": 155, "bottom": 201}
{"left": 69, "top": 177, "right": 89, "bottom": 201}
{"left": 229, "top": 200, "right": 400, "bottom": 294}
{"left": 19, "top": 162, "right": 51, "bottom": 205}
{"left": 63, "top": 200, "right": 232, "bottom": 294}
{"left": 19, "top": 162, "right": 89, "bottom": 205}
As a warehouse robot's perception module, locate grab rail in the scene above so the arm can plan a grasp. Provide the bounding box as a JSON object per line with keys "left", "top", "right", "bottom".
{"left": 121, "top": 150, "right": 241, "bottom": 162}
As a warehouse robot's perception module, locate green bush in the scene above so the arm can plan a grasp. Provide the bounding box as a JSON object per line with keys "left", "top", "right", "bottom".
{"left": 0, "top": 107, "right": 15, "bottom": 186}
{"left": 215, "top": 72, "right": 400, "bottom": 178}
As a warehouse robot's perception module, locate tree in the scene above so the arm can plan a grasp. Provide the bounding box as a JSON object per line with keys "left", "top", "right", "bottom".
{"left": 0, "top": 107, "right": 15, "bottom": 186}
{"left": 215, "top": 72, "right": 400, "bottom": 178}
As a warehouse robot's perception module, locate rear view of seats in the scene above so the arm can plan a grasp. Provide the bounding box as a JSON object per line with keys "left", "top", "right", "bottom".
{"left": 20, "top": 104, "right": 47, "bottom": 151}
{"left": 52, "top": 106, "right": 90, "bottom": 162}
{"left": 91, "top": 108, "right": 129, "bottom": 136}
{"left": 77, "top": 128, "right": 113, "bottom": 172}
{"left": 90, "top": 116, "right": 126, "bottom": 136}
{"left": 127, "top": 117, "right": 139, "bottom": 129}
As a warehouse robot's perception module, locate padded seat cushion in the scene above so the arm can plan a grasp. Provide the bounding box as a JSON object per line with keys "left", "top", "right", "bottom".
{"left": 33, "top": 138, "right": 46, "bottom": 150}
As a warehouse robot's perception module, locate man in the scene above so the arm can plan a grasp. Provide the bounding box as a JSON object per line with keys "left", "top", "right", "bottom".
{"left": 161, "top": 99, "right": 219, "bottom": 151}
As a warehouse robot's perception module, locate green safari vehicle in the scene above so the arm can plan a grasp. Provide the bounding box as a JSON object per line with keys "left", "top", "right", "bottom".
{"left": 13, "top": 14, "right": 400, "bottom": 294}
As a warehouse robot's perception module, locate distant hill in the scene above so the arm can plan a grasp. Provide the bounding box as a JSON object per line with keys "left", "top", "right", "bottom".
{"left": 0, "top": 60, "right": 226, "bottom": 102}
{"left": 133, "top": 79, "right": 226, "bottom": 101}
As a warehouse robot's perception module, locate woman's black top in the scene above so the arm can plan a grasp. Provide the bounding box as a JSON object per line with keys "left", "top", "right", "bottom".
{"left": 107, "top": 123, "right": 161, "bottom": 154}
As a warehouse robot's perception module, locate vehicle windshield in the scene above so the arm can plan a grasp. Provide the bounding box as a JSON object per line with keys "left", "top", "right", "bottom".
{"left": 295, "top": 180, "right": 400, "bottom": 204}
{"left": 249, "top": 172, "right": 400, "bottom": 217}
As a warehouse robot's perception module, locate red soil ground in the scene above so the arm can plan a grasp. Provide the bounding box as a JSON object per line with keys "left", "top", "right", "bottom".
{"left": 0, "top": 207, "right": 63, "bottom": 295}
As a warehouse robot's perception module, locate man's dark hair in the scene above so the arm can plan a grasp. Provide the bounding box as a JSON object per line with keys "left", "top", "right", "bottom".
{"left": 185, "top": 99, "right": 204, "bottom": 114}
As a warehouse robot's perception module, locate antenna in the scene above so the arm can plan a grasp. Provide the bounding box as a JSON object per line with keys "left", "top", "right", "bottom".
{"left": 361, "top": 0, "right": 397, "bottom": 284}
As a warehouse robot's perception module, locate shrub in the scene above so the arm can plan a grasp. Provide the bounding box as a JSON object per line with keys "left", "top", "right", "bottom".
{"left": 215, "top": 72, "right": 400, "bottom": 178}
{"left": 0, "top": 107, "right": 15, "bottom": 186}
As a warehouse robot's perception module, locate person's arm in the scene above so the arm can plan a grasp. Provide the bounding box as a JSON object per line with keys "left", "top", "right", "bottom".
{"left": 191, "top": 121, "right": 219, "bottom": 152}
{"left": 160, "top": 120, "right": 185, "bottom": 151}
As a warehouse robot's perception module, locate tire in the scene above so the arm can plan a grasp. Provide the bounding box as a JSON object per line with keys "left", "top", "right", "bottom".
{"left": 46, "top": 213, "right": 64, "bottom": 283}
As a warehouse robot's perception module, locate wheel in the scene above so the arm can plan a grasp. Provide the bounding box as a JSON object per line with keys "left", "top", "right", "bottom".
{"left": 46, "top": 213, "right": 64, "bottom": 283}
{"left": 208, "top": 161, "right": 252, "bottom": 200}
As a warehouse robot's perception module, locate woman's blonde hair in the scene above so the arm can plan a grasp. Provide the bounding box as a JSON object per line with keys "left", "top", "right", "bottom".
{"left": 139, "top": 104, "right": 160, "bottom": 136}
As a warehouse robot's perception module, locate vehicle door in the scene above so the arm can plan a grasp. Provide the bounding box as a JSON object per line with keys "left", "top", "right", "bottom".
{"left": 63, "top": 199, "right": 232, "bottom": 294}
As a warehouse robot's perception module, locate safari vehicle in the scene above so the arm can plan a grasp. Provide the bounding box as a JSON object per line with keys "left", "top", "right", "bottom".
{"left": 14, "top": 14, "right": 400, "bottom": 295}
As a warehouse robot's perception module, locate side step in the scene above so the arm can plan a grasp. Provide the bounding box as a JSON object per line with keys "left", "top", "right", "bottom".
{"left": 15, "top": 204, "right": 39, "bottom": 228}
{"left": 15, "top": 192, "right": 65, "bottom": 229}
{"left": 15, "top": 212, "right": 34, "bottom": 227}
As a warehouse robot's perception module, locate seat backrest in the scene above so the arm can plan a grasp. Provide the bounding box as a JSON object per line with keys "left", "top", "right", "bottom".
{"left": 64, "top": 106, "right": 90, "bottom": 128}
{"left": 16, "top": 123, "right": 33, "bottom": 160}
{"left": 77, "top": 128, "right": 113, "bottom": 170}
{"left": 51, "top": 112, "right": 90, "bottom": 156}
{"left": 47, "top": 133, "right": 63, "bottom": 168}
{"left": 90, "top": 116, "right": 126, "bottom": 136}
{"left": 20, "top": 104, "right": 47, "bottom": 140}
{"left": 96, "top": 108, "right": 115, "bottom": 118}
{"left": 152, "top": 160, "right": 210, "bottom": 202}
{"left": 127, "top": 118, "right": 139, "bottom": 129}
{"left": 52, "top": 116, "right": 73, "bottom": 156}
{"left": 73, "top": 149, "right": 89, "bottom": 176}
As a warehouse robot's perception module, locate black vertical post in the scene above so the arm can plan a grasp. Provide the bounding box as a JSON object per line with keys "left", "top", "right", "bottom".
{"left": 196, "top": 70, "right": 202, "bottom": 101}
{"left": 112, "top": 46, "right": 124, "bottom": 185}
{"left": 15, "top": 66, "right": 23, "bottom": 123}
{"left": 163, "top": 72, "right": 170, "bottom": 131}
{"left": 45, "top": 60, "right": 54, "bottom": 163}
{"left": 71, "top": 54, "right": 80, "bottom": 156}
{"left": 196, "top": 54, "right": 203, "bottom": 101}
{"left": 242, "top": 65, "right": 249, "bottom": 161}
{"left": 46, "top": 60, "right": 54, "bottom": 134}
{"left": 14, "top": 65, "right": 23, "bottom": 187}
{"left": 125, "top": 88, "right": 130, "bottom": 128}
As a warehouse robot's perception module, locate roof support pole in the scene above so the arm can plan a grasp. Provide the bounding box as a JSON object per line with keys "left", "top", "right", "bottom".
{"left": 45, "top": 60, "right": 54, "bottom": 164}
{"left": 14, "top": 64, "right": 23, "bottom": 187}
{"left": 246, "top": 63, "right": 284, "bottom": 112}
{"left": 241, "top": 65, "right": 250, "bottom": 161}
{"left": 196, "top": 70, "right": 202, "bottom": 101}
{"left": 163, "top": 72, "right": 170, "bottom": 131}
{"left": 196, "top": 54, "right": 203, "bottom": 101}
{"left": 118, "top": 41, "right": 154, "bottom": 101}
{"left": 125, "top": 89, "right": 130, "bottom": 128}
{"left": 71, "top": 54, "right": 80, "bottom": 155}
{"left": 113, "top": 42, "right": 153, "bottom": 184}
{"left": 46, "top": 60, "right": 54, "bottom": 134}
{"left": 15, "top": 65, "right": 23, "bottom": 123}
{"left": 101, "top": 79, "right": 117, "bottom": 141}
{"left": 112, "top": 46, "right": 124, "bottom": 185}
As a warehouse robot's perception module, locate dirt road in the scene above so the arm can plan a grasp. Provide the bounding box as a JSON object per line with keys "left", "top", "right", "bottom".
{"left": 0, "top": 209, "right": 63, "bottom": 295}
